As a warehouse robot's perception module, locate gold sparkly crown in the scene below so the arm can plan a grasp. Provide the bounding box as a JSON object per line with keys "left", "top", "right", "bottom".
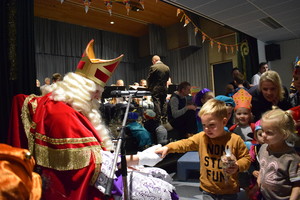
{"left": 75, "top": 39, "right": 123, "bottom": 87}
{"left": 233, "top": 88, "right": 252, "bottom": 110}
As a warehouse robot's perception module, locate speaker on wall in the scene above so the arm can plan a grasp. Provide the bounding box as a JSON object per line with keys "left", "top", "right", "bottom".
{"left": 265, "top": 44, "right": 281, "bottom": 61}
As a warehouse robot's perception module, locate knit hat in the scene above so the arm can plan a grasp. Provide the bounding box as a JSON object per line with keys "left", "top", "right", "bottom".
{"left": 194, "top": 88, "right": 211, "bottom": 106}
{"left": 143, "top": 109, "right": 156, "bottom": 119}
{"left": 75, "top": 39, "right": 123, "bottom": 87}
{"left": 215, "top": 95, "right": 235, "bottom": 107}
{"left": 233, "top": 88, "right": 252, "bottom": 110}
{"left": 255, "top": 120, "right": 262, "bottom": 131}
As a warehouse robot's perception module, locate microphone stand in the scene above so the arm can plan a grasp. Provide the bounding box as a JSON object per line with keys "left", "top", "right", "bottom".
{"left": 104, "top": 94, "right": 133, "bottom": 200}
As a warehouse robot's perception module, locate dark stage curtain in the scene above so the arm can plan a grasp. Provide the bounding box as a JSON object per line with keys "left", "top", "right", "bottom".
{"left": 237, "top": 32, "right": 259, "bottom": 82}
{"left": 34, "top": 17, "right": 138, "bottom": 86}
{"left": 34, "top": 17, "right": 210, "bottom": 89}
{"left": 0, "top": 0, "right": 36, "bottom": 143}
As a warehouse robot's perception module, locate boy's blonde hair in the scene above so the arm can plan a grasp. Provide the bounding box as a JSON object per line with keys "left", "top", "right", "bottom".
{"left": 199, "top": 99, "right": 228, "bottom": 119}
{"left": 261, "top": 109, "right": 297, "bottom": 141}
{"left": 259, "top": 70, "right": 284, "bottom": 101}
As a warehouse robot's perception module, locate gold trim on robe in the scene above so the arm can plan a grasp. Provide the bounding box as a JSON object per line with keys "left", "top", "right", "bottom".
{"left": 34, "top": 132, "right": 98, "bottom": 145}
{"left": 34, "top": 143, "right": 102, "bottom": 171}
{"left": 21, "top": 94, "right": 37, "bottom": 154}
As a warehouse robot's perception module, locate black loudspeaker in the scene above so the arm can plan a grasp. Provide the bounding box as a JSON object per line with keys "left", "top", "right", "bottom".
{"left": 265, "top": 44, "right": 281, "bottom": 61}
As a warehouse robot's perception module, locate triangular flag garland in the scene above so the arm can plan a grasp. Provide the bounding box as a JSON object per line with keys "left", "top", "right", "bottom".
{"left": 177, "top": 9, "right": 245, "bottom": 54}
{"left": 62, "top": 0, "right": 145, "bottom": 15}
{"left": 59, "top": 2, "right": 244, "bottom": 53}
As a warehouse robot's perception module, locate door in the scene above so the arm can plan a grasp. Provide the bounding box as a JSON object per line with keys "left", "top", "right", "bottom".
{"left": 212, "top": 61, "right": 233, "bottom": 96}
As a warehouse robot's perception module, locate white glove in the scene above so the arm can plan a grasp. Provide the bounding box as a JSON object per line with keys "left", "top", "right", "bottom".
{"left": 137, "top": 144, "right": 163, "bottom": 166}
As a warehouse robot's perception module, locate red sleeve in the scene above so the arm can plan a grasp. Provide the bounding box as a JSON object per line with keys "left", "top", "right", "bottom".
{"left": 7, "top": 94, "right": 29, "bottom": 149}
{"left": 229, "top": 124, "right": 237, "bottom": 132}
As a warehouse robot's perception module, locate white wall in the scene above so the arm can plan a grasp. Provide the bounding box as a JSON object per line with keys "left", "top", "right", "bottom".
{"left": 257, "top": 40, "right": 267, "bottom": 64}
{"left": 269, "top": 39, "right": 300, "bottom": 87}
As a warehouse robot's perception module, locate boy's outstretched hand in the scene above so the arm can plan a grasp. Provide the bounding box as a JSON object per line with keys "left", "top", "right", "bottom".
{"left": 137, "top": 144, "right": 163, "bottom": 166}
{"left": 155, "top": 146, "right": 169, "bottom": 158}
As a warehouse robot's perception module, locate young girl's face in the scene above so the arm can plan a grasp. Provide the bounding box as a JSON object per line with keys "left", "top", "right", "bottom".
{"left": 201, "top": 114, "right": 227, "bottom": 138}
{"left": 235, "top": 107, "right": 251, "bottom": 126}
{"left": 261, "top": 120, "right": 286, "bottom": 148}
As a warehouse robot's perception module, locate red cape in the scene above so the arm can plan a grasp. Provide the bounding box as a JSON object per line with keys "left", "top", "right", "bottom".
{"left": 8, "top": 94, "right": 112, "bottom": 200}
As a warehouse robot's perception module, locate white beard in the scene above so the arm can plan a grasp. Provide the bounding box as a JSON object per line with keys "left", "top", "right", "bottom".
{"left": 50, "top": 72, "right": 113, "bottom": 150}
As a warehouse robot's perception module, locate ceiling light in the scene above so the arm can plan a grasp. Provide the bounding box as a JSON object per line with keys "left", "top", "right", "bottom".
{"left": 260, "top": 17, "right": 283, "bottom": 30}
{"left": 110, "top": 21, "right": 114, "bottom": 25}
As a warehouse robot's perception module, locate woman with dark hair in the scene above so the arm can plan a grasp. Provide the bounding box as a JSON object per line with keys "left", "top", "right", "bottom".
{"left": 249, "top": 70, "right": 291, "bottom": 121}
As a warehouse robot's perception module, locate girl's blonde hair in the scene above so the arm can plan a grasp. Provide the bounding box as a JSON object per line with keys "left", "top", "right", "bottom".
{"left": 261, "top": 109, "right": 298, "bottom": 143}
{"left": 259, "top": 70, "right": 284, "bottom": 101}
{"left": 199, "top": 99, "right": 227, "bottom": 119}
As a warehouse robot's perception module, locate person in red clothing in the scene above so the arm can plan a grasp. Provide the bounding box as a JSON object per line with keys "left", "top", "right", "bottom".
{"left": 230, "top": 88, "right": 255, "bottom": 149}
{"left": 229, "top": 88, "right": 255, "bottom": 197}
{"left": 8, "top": 39, "right": 123, "bottom": 199}
{"left": 248, "top": 120, "right": 264, "bottom": 200}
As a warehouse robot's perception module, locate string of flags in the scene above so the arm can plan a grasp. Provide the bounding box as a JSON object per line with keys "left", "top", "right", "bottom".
{"left": 177, "top": 9, "right": 244, "bottom": 54}
{"left": 60, "top": 0, "right": 144, "bottom": 16}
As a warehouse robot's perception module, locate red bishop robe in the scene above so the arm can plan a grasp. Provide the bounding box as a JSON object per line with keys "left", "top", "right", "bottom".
{"left": 8, "top": 93, "right": 113, "bottom": 200}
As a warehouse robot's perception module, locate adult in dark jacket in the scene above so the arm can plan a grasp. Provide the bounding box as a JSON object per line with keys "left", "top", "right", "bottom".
{"left": 167, "top": 81, "right": 198, "bottom": 139}
{"left": 249, "top": 70, "right": 291, "bottom": 122}
{"left": 147, "top": 55, "right": 170, "bottom": 123}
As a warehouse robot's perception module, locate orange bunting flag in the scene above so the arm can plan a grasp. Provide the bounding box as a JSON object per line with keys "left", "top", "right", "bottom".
{"left": 217, "top": 43, "right": 221, "bottom": 52}
{"left": 83, "top": 0, "right": 91, "bottom": 13}
{"left": 231, "top": 46, "right": 234, "bottom": 54}
{"left": 210, "top": 40, "right": 214, "bottom": 48}
{"left": 177, "top": 9, "right": 181, "bottom": 16}
{"left": 105, "top": 1, "right": 112, "bottom": 16}
{"left": 225, "top": 45, "right": 228, "bottom": 53}
{"left": 184, "top": 17, "right": 190, "bottom": 27}
{"left": 139, "top": 0, "right": 144, "bottom": 9}
{"left": 194, "top": 28, "right": 198, "bottom": 36}
{"left": 202, "top": 34, "right": 206, "bottom": 43}
{"left": 236, "top": 45, "right": 239, "bottom": 52}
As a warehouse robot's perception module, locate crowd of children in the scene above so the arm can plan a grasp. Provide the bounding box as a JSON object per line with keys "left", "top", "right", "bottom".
{"left": 154, "top": 94, "right": 300, "bottom": 200}
{"left": 118, "top": 67, "right": 300, "bottom": 199}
